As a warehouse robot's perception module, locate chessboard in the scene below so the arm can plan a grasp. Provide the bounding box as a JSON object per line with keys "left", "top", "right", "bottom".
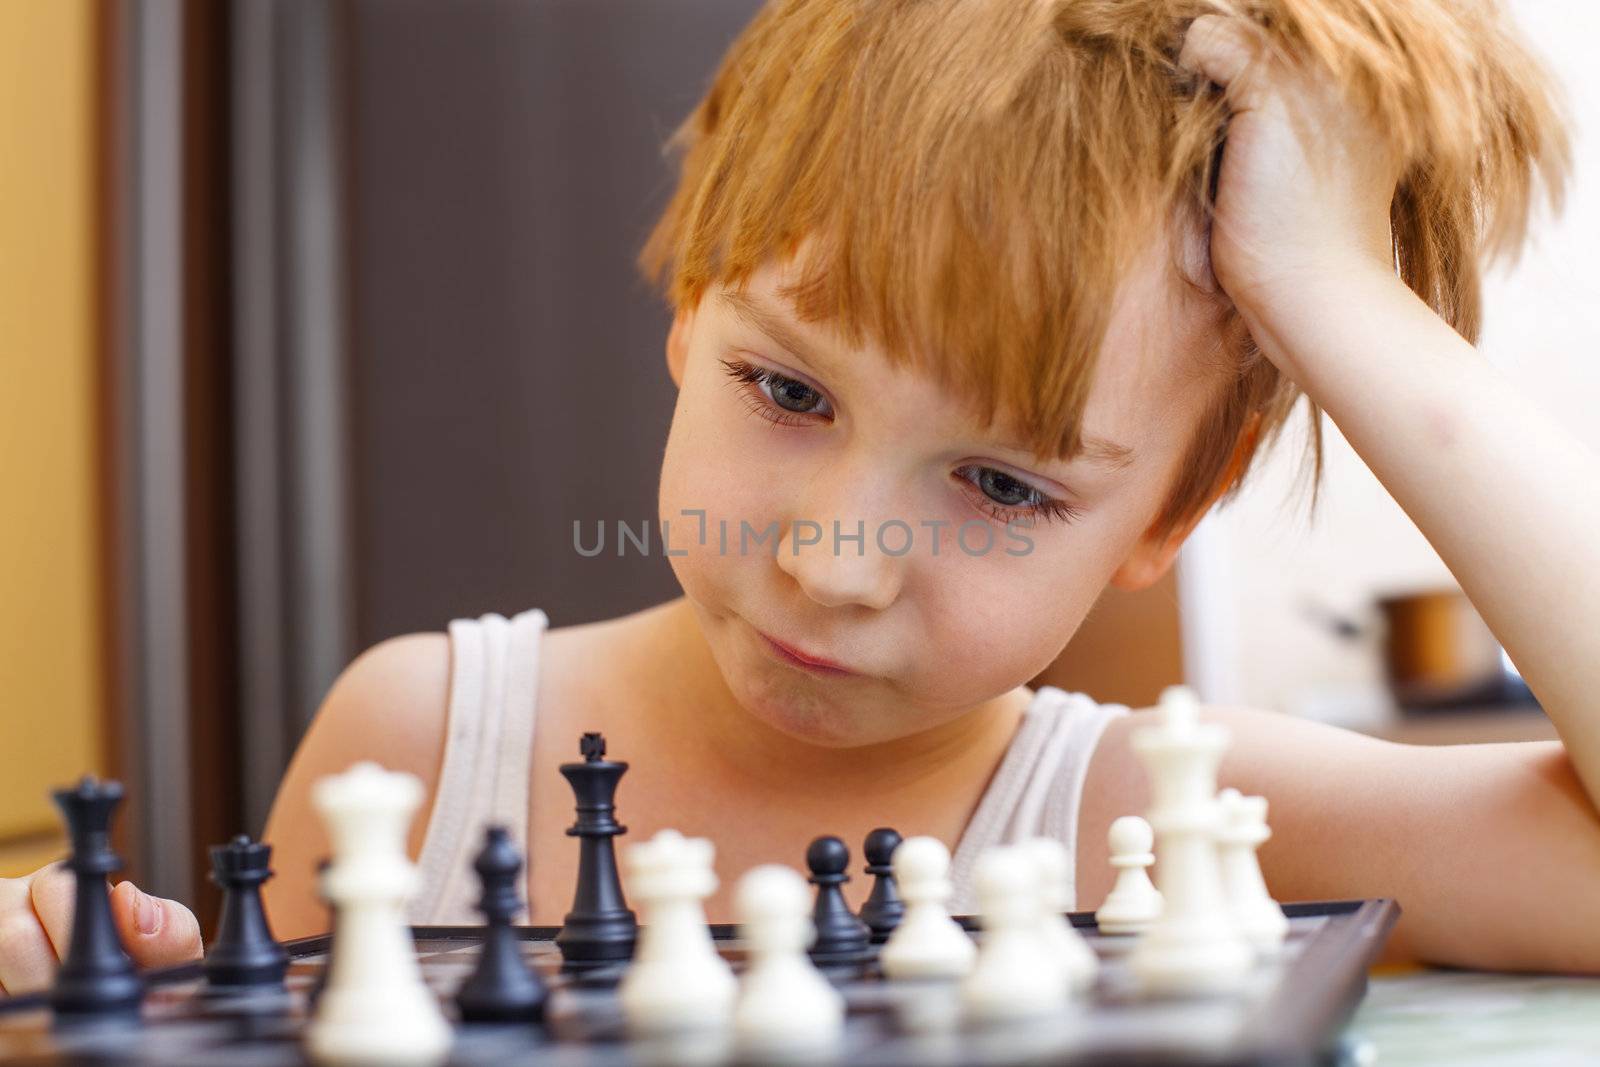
{"left": 0, "top": 899, "right": 1397, "bottom": 1066}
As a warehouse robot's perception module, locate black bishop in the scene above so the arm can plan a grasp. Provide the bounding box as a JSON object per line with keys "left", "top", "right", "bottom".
{"left": 455, "top": 826, "right": 547, "bottom": 1022}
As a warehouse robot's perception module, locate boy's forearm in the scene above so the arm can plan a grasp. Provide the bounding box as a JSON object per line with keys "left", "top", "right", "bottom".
{"left": 1236, "top": 268, "right": 1600, "bottom": 806}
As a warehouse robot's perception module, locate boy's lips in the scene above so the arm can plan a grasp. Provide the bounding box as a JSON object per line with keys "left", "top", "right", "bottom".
{"left": 755, "top": 629, "right": 856, "bottom": 676}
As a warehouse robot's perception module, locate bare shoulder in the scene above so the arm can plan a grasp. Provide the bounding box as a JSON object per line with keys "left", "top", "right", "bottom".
{"left": 1080, "top": 702, "right": 1598, "bottom": 970}
{"left": 261, "top": 631, "right": 452, "bottom": 938}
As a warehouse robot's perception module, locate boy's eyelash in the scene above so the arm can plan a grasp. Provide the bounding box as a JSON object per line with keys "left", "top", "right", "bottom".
{"left": 719, "top": 357, "right": 1085, "bottom": 527}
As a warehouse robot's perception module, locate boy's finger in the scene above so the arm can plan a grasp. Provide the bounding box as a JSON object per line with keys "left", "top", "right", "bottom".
{"left": 1179, "top": 14, "right": 1264, "bottom": 101}
{"left": 0, "top": 904, "right": 58, "bottom": 995}
{"left": 27, "top": 863, "right": 77, "bottom": 960}
{"left": 109, "top": 881, "right": 204, "bottom": 968}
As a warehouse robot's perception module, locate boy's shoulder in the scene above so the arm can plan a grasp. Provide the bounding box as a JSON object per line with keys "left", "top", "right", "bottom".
{"left": 318, "top": 612, "right": 622, "bottom": 741}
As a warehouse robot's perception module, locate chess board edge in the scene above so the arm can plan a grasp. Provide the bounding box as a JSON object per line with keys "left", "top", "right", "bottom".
{"left": 0, "top": 898, "right": 1398, "bottom": 1009}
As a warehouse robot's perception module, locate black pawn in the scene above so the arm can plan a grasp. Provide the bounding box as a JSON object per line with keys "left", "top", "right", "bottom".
{"left": 805, "top": 835, "right": 874, "bottom": 966}
{"left": 204, "top": 835, "right": 289, "bottom": 991}
{"left": 50, "top": 777, "right": 143, "bottom": 1019}
{"left": 554, "top": 733, "right": 637, "bottom": 968}
{"left": 456, "top": 826, "right": 547, "bottom": 1022}
{"left": 307, "top": 858, "right": 334, "bottom": 1009}
{"left": 857, "top": 828, "right": 905, "bottom": 943}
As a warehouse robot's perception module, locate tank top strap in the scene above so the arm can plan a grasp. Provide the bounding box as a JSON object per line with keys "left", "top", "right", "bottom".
{"left": 948, "top": 687, "right": 1128, "bottom": 914}
{"left": 410, "top": 608, "right": 549, "bottom": 924}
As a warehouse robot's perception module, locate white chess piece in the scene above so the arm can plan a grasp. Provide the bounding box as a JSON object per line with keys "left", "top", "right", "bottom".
{"left": 1017, "top": 838, "right": 1097, "bottom": 994}
{"left": 961, "top": 846, "right": 1068, "bottom": 1023}
{"left": 305, "top": 762, "right": 452, "bottom": 1067}
{"left": 879, "top": 836, "right": 976, "bottom": 980}
{"left": 1127, "top": 686, "right": 1254, "bottom": 996}
{"left": 1216, "top": 788, "right": 1289, "bottom": 954}
{"left": 733, "top": 864, "right": 845, "bottom": 1056}
{"left": 1095, "top": 816, "right": 1164, "bottom": 935}
{"left": 618, "top": 829, "right": 737, "bottom": 1035}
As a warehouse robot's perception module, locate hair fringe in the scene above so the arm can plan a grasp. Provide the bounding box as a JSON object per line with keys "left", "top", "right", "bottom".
{"left": 637, "top": 0, "right": 1570, "bottom": 544}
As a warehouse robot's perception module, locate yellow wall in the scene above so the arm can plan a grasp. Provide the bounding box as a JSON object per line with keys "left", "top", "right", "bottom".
{"left": 0, "top": 0, "right": 104, "bottom": 873}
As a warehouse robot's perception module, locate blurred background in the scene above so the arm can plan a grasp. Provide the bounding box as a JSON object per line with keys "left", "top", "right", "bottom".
{"left": 1, "top": 0, "right": 1593, "bottom": 931}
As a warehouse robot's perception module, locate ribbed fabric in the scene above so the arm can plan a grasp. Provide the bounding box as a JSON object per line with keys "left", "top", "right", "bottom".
{"left": 409, "top": 607, "right": 1127, "bottom": 923}
{"left": 945, "top": 687, "right": 1128, "bottom": 914}
{"left": 409, "top": 608, "right": 548, "bottom": 925}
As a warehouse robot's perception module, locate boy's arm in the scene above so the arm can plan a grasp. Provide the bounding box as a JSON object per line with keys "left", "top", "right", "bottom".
{"left": 1177, "top": 18, "right": 1600, "bottom": 810}
{"left": 1241, "top": 271, "right": 1600, "bottom": 809}
{"left": 259, "top": 632, "right": 452, "bottom": 941}
{"left": 1079, "top": 709, "right": 1600, "bottom": 971}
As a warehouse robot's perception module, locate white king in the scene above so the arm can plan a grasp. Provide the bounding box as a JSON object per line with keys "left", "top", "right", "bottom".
{"left": 1127, "top": 686, "right": 1253, "bottom": 996}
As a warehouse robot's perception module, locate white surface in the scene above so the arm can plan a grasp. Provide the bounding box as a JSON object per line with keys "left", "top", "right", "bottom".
{"left": 962, "top": 846, "right": 1069, "bottom": 1022}
{"left": 1128, "top": 688, "right": 1254, "bottom": 995}
{"left": 733, "top": 864, "right": 845, "bottom": 1055}
{"left": 1216, "top": 789, "right": 1291, "bottom": 954}
{"left": 880, "top": 835, "right": 977, "bottom": 980}
{"left": 617, "top": 829, "right": 737, "bottom": 1035}
{"left": 305, "top": 762, "right": 451, "bottom": 1067}
{"left": 1095, "top": 815, "right": 1164, "bottom": 935}
{"left": 1019, "top": 837, "right": 1098, "bottom": 993}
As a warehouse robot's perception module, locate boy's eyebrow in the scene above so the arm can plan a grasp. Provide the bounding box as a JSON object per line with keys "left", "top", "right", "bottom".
{"left": 715, "top": 289, "right": 834, "bottom": 372}
{"left": 713, "top": 288, "right": 1135, "bottom": 472}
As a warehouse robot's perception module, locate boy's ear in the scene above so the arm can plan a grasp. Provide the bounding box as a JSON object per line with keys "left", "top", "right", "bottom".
{"left": 666, "top": 306, "right": 695, "bottom": 387}
{"left": 1107, "top": 511, "right": 1205, "bottom": 591}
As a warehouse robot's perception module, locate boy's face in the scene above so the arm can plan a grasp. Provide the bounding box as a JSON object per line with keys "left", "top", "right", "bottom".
{"left": 657, "top": 235, "right": 1233, "bottom": 748}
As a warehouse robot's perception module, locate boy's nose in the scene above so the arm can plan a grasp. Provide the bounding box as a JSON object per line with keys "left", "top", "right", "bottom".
{"left": 775, "top": 516, "right": 906, "bottom": 611}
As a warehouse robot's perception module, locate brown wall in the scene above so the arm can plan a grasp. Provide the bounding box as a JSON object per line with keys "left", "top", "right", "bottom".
{"left": 1030, "top": 568, "right": 1184, "bottom": 711}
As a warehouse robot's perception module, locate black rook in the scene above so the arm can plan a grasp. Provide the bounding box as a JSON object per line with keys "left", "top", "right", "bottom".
{"left": 204, "top": 835, "right": 290, "bottom": 991}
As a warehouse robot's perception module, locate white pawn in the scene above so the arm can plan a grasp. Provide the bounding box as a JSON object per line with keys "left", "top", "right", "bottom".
{"left": 1094, "top": 816, "right": 1163, "bottom": 935}
{"left": 618, "top": 829, "right": 737, "bottom": 1035}
{"left": 879, "top": 836, "right": 976, "bottom": 980}
{"left": 1216, "top": 789, "right": 1289, "bottom": 954}
{"left": 1017, "top": 838, "right": 1097, "bottom": 993}
{"left": 306, "top": 763, "right": 451, "bottom": 1067}
{"left": 733, "top": 864, "right": 845, "bottom": 1057}
{"left": 961, "top": 846, "right": 1067, "bottom": 1023}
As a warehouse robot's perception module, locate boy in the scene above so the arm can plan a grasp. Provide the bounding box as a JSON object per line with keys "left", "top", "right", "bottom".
{"left": 1, "top": 0, "right": 1594, "bottom": 993}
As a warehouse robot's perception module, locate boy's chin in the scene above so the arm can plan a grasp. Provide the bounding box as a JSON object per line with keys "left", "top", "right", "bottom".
{"left": 734, "top": 673, "right": 901, "bottom": 749}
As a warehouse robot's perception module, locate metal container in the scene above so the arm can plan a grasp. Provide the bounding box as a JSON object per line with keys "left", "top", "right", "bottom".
{"left": 1374, "top": 588, "right": 1537, "bottom": 712}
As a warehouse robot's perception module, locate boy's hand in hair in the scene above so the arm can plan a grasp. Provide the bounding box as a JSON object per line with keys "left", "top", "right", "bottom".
{"left": 1176, "top": 14, "right": 1406, "bottom": 318}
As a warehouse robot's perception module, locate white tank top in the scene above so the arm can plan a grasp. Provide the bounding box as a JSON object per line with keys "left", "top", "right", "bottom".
{"left": 409, "top": 608, "right": 1128, "bottom": 924}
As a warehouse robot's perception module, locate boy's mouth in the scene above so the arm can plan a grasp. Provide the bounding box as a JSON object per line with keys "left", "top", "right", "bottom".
{"left": 755, "top": 629, "right": 856, "bottom": 677}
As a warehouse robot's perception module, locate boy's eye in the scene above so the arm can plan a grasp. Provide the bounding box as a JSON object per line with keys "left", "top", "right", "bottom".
{"left": 722, "top": 356, "right": 1083, "bottom": 526}
{"left": 721, "top": 358, "right": 834, "bottom": 422}
{"left": 957, "top": 465, "right": 1085, "bottom": 526}
{"left": 974, "top": 468, "right": 1032, "bottom": 507}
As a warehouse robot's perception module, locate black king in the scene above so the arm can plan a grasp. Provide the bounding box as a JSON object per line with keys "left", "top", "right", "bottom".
{"left": 554, "top": 732, "right": 638, "bottom": 968}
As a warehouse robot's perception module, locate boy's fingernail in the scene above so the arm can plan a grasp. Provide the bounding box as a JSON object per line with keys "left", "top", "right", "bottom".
{"left": 134, "top": 889, "right": 162, "bottom": 935}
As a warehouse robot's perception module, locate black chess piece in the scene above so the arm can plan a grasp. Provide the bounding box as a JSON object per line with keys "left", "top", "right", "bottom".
{"left": 204, "top": 835, "right": 289, "bottom": 992}
{"left": 49, "top": 777, "right": 144, "bottom": 1019}
{"left": 857, "top": 827, "right": 905, "bottom": 943}
{"left": 307, "top": 858, "right": 333, "bottom": 1010}
{"left": 806, "top": 835, "right": 874, "bottom": 967}
{"left": 456, "top": 826, "right": 547, "bottom": 1022}
{"left": 554, "top": 733, "right": 638, "bottom": 969}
